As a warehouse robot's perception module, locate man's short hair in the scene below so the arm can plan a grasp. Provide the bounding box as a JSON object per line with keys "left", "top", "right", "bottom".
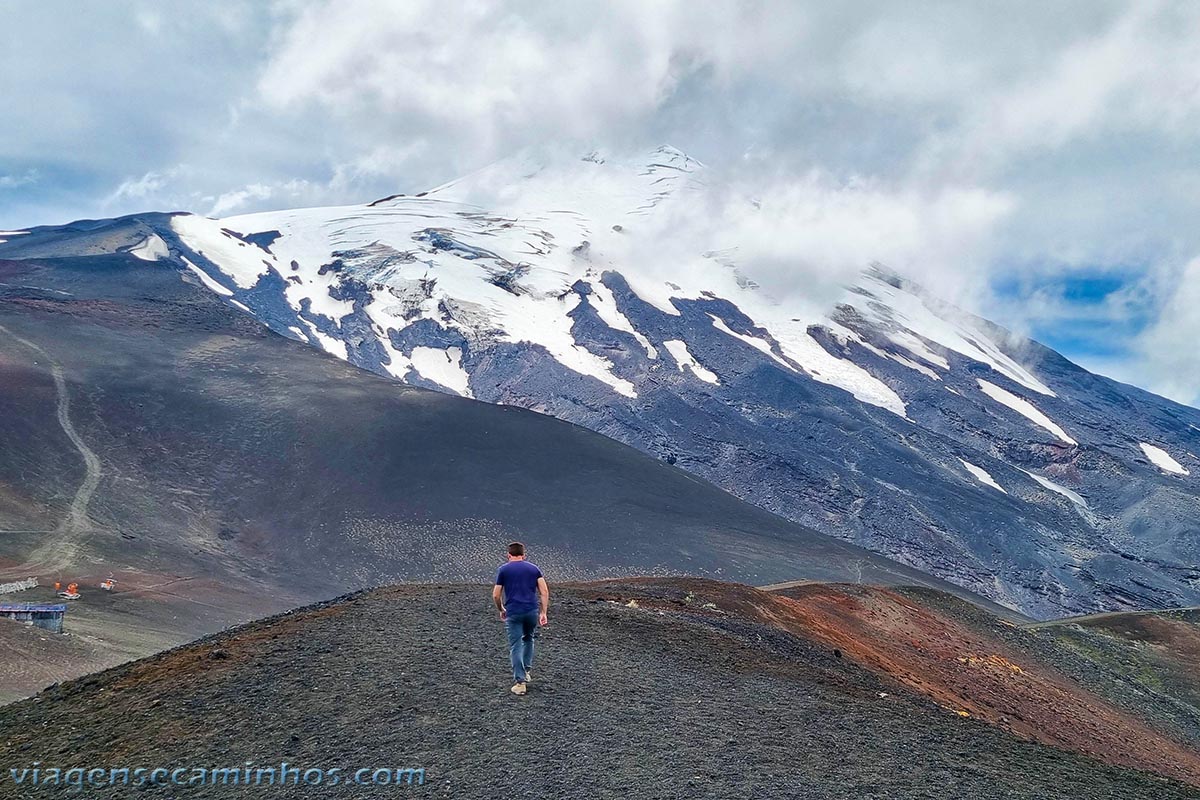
{"left": 507, "top": 541, "right": 525, "bottom": 557}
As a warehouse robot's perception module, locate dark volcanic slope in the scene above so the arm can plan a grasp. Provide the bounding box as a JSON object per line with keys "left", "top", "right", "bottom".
{"left": 0, "top": 251, "right": 1007, "bottom": 699}
{"left": 0, "top": 579, "right": 1193, "bottom": 800}
{"left": 0, "top": 251, "right": 982, "bottom": 589}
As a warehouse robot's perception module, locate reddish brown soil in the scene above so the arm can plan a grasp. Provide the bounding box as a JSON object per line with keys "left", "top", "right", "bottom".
{"left": 582, "top": 578, "right": 1200, "bottom": 788}
{"left": 1079, "top": 613, "right": 1200, "bottom": 671}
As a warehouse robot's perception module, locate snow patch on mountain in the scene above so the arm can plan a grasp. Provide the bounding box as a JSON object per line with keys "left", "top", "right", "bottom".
{"left": 977, "top": 379, "right": 1076, "bottom": 445}
{"left": 309, "top": 328, "right": 347, "bottom": 359}
{"left": 860, "top": 341, "right": 941, "bottom": 380}
{"left": 411, "top": 346, "right": 472, "bottom": 396}
{"left": 767, "top": 323, "right": 908, "bottom": 416}
{"left": 1021, "top": 470, "right": 1096, "bottom": 525}
{"left": 709, "top": 314, "right": 794, "bottom": 371}
{"left": 1140, "top": 442, "right": 1190, "bottom": 475}
{"left": 212, "top": 186, "right": 640, "bottom": 397}
{"left": 708, "top": 306, "right": 907, "bottom": 417}
{"left": 1024, "top": 471, "right": 1089, "bottom": 508}
{"left": 848, "top": 273, "right": 1054, "bottom": 396}
{"left": 181, "top": 256, "right": 233, "bottom": 297}
{"left": 959, "top": 458, "right": 1007, "bottom": 493}
{"left": 128, "top": 234, "right": 169, "bottom": 261}
{"left": 624, "top": 277, "right": 684, "bottom": 316}
{"left": 289, "top": 270, "right": 354, "bottom": 323}
{"left": 886, "top": 329, "right": 951, "bottom": 370}
{"left": 171, "top": 215, "right": 271, "bottom": 289}
{"left": 506, "top": 292, "right": 638, "bottom": 398}
{"left": 663, "top": 340, "right": 719, "bottom": 384}
{"left": 584, "top": 277, "right": 657, "bottom": 358}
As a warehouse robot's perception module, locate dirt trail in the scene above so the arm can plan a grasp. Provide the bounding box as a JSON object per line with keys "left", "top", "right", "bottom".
{"left": 1022, "top": 606, "right": 1200, "bottom": 630}
{"left": 0, "top": 323, "right": 101, "bottom": 576}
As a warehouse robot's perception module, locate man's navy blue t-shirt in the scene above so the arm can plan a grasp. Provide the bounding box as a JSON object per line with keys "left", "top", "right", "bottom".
{"left": 495, "top": 560, "right": 543, "bottom": 614}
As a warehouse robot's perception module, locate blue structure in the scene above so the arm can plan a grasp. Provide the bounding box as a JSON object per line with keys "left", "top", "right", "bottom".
{"left": 0, "top": 603, "right": 67, "bottom": 633}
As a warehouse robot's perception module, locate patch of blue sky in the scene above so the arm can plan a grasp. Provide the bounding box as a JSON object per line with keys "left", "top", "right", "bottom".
{"left": 991, "top": 268, "right": 1156, "bottom": 360}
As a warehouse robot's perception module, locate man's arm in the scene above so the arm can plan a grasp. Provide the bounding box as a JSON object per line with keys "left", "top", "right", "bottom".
{"left": 492, "top": 584, "right": 506, "bottom": 620}
{"left": 537, "top": 576, "right": 550, "bottom": 625}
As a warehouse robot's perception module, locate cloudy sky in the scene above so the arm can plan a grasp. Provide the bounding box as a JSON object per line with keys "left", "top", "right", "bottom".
{"left": 3, "top": 1, "right": 1200, "bottom": 404}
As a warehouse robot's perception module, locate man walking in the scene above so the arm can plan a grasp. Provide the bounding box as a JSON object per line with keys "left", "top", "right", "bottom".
{"left": 492, "top": 542, "right": 549, "bottom": 696}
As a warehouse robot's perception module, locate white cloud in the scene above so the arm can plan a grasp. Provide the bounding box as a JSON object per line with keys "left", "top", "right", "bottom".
{"left": 107, "top": 169, "right": 179, "bottom": 203}
{"left": 135, "top": 9, "right": 163, "bottom": 35}
{"left": 209, "top": 183, "right": 274, "bottom": 216}
{"left": 4, "top": 1, "right": 1200, "bottom": 404}
{"left": 1129, "top": 256, "right": 1200, "bottom": 405}
{"left": 258, "top": 1, "right": 712, "bottom": 158}
{"left": 0, "top": 170, "right": 38, "bottom": 189}
{"left": 326, "top": 143, "right": 430, "bottom": 196}
{"left": 909, "top": 5, "right": 1200, "bottom": 180}
{"left": 621, "top": 168, "right": 1013, "bottom": 317}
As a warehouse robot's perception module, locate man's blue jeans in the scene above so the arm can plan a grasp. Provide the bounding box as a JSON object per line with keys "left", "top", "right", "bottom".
{"left": 505, "top": 609, "right": 539, "bottom": 683}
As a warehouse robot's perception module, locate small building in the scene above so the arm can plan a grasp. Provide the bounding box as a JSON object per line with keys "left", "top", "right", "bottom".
{"left": 0, "top": 603, "right": 67, "bottom": 633}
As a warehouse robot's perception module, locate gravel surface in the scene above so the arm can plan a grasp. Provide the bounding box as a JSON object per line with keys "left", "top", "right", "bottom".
{"left": 1, "top": 579, "right": 1195, "bottom": 799}
{"left": 896, "top": 586, "right": 1200, "bottom": 752}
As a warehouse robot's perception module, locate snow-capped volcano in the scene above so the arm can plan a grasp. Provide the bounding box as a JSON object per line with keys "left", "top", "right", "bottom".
{"left": 168, "top": 145, "right": 1044, "bottom": 416}
{"left": 4, "top": 145, "right": 1198, "bottom": 618}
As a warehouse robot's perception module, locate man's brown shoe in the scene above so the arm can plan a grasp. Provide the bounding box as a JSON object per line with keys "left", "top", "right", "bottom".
{"left": 510, "top": 682, "right": 527, "bottom": 696}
